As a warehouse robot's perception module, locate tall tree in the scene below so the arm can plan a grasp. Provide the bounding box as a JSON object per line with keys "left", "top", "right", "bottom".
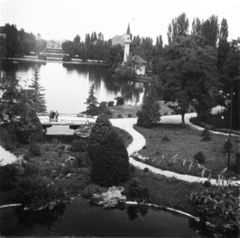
{"left": 217, "top": 18, "right": 230, "bottom": 71}
{"left": 137, "top": 82, "right": 161, "bottom": 127}
{"left": 84, "top": 84, "right": 98, "bottom": 110}
{"left": 28, "top": 66, "right": 47, "bottom": 113}
{"left": 73, "top": 34, "right": 80, "bottom": 44}
{"left": 201, "top": 15, "right": 219, "bottom": 47}
{"left": 157, "top": 35, "right": 218, "bottom": 125}
{"left": 167, "top": 13, "right": 189, "bottom": 44}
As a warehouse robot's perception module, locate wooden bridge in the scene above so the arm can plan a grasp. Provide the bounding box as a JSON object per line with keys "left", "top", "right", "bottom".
{"left": 39, "top": 117, "right": 90, "bottom": 130}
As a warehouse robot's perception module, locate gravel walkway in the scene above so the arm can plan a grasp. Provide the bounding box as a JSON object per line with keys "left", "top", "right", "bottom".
{"left": 1, "top": 111, "right": 239, "bottom": 186}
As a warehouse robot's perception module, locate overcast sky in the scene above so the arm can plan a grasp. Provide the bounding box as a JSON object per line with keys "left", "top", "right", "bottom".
{"left": 0, "top": 0, "right": 239, "bottom": 44}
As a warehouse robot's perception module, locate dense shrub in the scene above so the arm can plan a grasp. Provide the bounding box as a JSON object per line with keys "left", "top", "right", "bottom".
{"left": 99, "top": 101, "right": 107, "bottom": 108}
{"left": 91, "top": 130, "right": 130, "bottom": 187}
{"left": 201, "top": 127, "right": 211, "bottom": 141}
{"left": 88, "top": 113, "right": 113, "bottom": 159}
{"left": 74, "top": 152, "right": 91, "bottom": 168}
{"left": 108, "top": 101, "right": 114, "bottom": 106}
{"left": 118, "top": 114, "right": 123, "bottom": 118}
{"left": 114, "top": 97, "right": 125, "bottom": 105}
{"left": 22, "top": 163, "right": 40, "bottom": 177}
{"left": 137, "top": 83, "right": 161, "bottom": 127}
{"left": 85, "top": 105, "right": 112, "bottom": 117}
{"left": 0, "top": 164, "right": 18, "bottom": 191}
{"left": 82, "top": 183, "right": 107, "bottom": 199}
{"left": 193, "top": 151, "right": 206, "bottom": 164}
{"left": 223, "top": 139, "right": 233, "bottom": 153}
{"left": 29, "top": 143, "right": 41, "bottom": 156}
{"left": 70, "top": 139, "right": 88, "bottom": 152}
{"left": 128, "top": 114, "right": 132, "bottom": 118}
{"left": 62, "top": 54, "right": 72, "bottom": 62}
{"left": 128, "top": 177, "right": 150, "bottom": 200}
{"left": 115, "top": 64, "right": 136, "bottom": 80}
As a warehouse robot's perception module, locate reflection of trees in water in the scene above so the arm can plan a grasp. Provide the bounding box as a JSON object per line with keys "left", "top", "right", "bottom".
{"left": 126, "top": 205, "right": 149, "bottom": 221}
{"left": 14, "top": 204, "right": 69, "bottom": 234}
{"left": 1, "top": 59, "right": 45, "bottom": 73}
{"left": 62, "top": 64, "right": 148, "bottom": 103}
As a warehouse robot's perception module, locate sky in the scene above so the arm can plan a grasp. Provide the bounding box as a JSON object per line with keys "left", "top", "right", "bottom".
{"left": 0, "top": 0, "right": 240, "bottom": 44}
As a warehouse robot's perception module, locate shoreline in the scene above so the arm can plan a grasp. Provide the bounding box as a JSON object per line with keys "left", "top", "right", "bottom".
{"left": 2, "top": 57, "right": 109, "bottom": 66}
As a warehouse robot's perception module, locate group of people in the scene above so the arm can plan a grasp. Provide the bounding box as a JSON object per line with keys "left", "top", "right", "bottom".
{"left": 49, "top": 110, "right": 59, "bottom": 122}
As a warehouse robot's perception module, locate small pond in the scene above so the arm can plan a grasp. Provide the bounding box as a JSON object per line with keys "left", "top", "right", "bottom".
{"left": 0, "top": 197, "right": 201, "bottom": 237}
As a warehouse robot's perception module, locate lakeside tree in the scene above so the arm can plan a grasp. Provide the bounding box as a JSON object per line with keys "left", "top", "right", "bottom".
{"left": 137, "top": 82, "right": 161, "bottom": 127}
{"left": 0, "top": 74, "right": 44, "bottom": 143}
{"left": 27, "top": 66, "right": 47, "bottom": 113}
{"left": 157, "top": 35, "right": 218, "bottom": 125}
{"left": 84, "top": 84, "right": 99, "bottom": 110}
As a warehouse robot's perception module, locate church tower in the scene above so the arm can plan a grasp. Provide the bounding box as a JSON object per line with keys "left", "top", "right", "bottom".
{"left": 124, "top": 23, "right": 131, "bottom": 63}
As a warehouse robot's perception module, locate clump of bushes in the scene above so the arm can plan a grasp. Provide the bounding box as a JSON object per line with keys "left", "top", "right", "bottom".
{"left": 74, "top": 152, "right": 91, "bottom": 168}
{"left": 88, "top": 113, "right": 113, "bottom": 159}
{"left": 128, "top": 114, "right": 132, "bottom": 118}
{"left": 70, "top": 139, "right": 88, "bottom": 152}
{"left": 29, "top": 143, "right": 41, "bottom": 156}
{"left": 118, "top": 114, "right": 123, "bottom": 118}
{"left": 91, "top": 130, "right": 130, "bottom": 187}
{"left": 99, "top": 101, "right": 107, "bottom": 108}
{"left": 0, "top": 164, "right": 18, "bottom": 191}
{"left": 82, "top": 183, "right": 107, "bottom": 199}
{"left": 193, "top": 151, "right": 206, "bottom": 164}
{"left": 128, "top": 177, "right": 150, "bottom": 201}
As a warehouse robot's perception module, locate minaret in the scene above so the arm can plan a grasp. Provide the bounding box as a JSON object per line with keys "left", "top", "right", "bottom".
{"left": 124, "top": 23, "right": 131, "bottom": 63}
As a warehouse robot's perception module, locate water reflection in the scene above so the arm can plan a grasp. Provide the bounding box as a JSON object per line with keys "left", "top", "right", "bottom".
{"left": 126, "top": 205, "right": 148, "bottom": 221}
{"left": 14, "top": 204, "right": 69, "bottom": 233}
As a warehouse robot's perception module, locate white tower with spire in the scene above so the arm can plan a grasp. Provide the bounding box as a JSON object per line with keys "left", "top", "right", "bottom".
{"left": 124, "top": 24, "right": 131, "bottom": 63}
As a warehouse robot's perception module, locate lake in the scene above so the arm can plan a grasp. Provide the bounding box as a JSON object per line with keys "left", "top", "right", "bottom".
{"left": 0, "top": 197, "right": 202, "bottom": 237}
{"left": 1, "top": 60, "right": 149, "bottom": 114}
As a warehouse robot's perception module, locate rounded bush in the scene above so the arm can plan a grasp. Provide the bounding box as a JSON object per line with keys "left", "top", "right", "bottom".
{"left": 128, "top": 114, "right": 132, "bottom": 118}
{"left": 118, "top": 114, "right": 123, "bottom": 118}
{"left": 193, "top": 151, "right": 206, "bottom": 164}
{"left": 108, "top": 101, "right": 114, "bottom": 107}
{"left": 99, "top": 101, "right": 107, "bottom": 108}
{"left": 91, "top": 130, "right": 130, "bottom": 187}
{"left": 70, "top": 139, "right": 88, "bottom": 152}
{"left": 143, "top": 167, "right": 149, "bottom": 173}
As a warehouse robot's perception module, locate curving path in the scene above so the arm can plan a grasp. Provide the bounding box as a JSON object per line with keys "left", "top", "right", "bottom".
{"left": 1, "top": 112, "right": 239, "bottom": 186}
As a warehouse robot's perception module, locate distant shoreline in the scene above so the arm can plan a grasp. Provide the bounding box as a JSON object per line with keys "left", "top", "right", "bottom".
{"left": 2, "top": 57, "right": 109, "bottom": 66}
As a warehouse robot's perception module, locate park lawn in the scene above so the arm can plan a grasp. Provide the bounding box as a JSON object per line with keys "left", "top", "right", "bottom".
{"left": 134, "top": 124, "right": 240, "bottom": 178}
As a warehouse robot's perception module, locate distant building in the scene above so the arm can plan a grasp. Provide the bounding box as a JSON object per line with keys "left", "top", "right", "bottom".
{"left": 131, "top": 55, "right": 147, "bottom": 75}
{"left": 0, "top": 26, "right": 6, "bottom": 39}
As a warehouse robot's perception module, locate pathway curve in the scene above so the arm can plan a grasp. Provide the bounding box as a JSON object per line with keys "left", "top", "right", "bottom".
{"left": 1, "top": 113, "right": 239, "bottom": 186}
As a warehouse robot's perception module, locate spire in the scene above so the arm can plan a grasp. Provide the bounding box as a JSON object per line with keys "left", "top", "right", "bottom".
{"left": 126, "top": 23, "right": 130, "bottom": 35}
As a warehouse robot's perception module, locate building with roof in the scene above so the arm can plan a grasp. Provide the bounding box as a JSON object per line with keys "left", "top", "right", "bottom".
{"left": 131, "top": 55, "right": 147, "bottom": 75}
{"left": 112, "top": 24, "right": 147, "bottom": 75}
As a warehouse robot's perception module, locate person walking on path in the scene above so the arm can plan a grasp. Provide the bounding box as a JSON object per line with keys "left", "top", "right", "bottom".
{"left": 55, "top": 111, "right": 59, "bottom": 122}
